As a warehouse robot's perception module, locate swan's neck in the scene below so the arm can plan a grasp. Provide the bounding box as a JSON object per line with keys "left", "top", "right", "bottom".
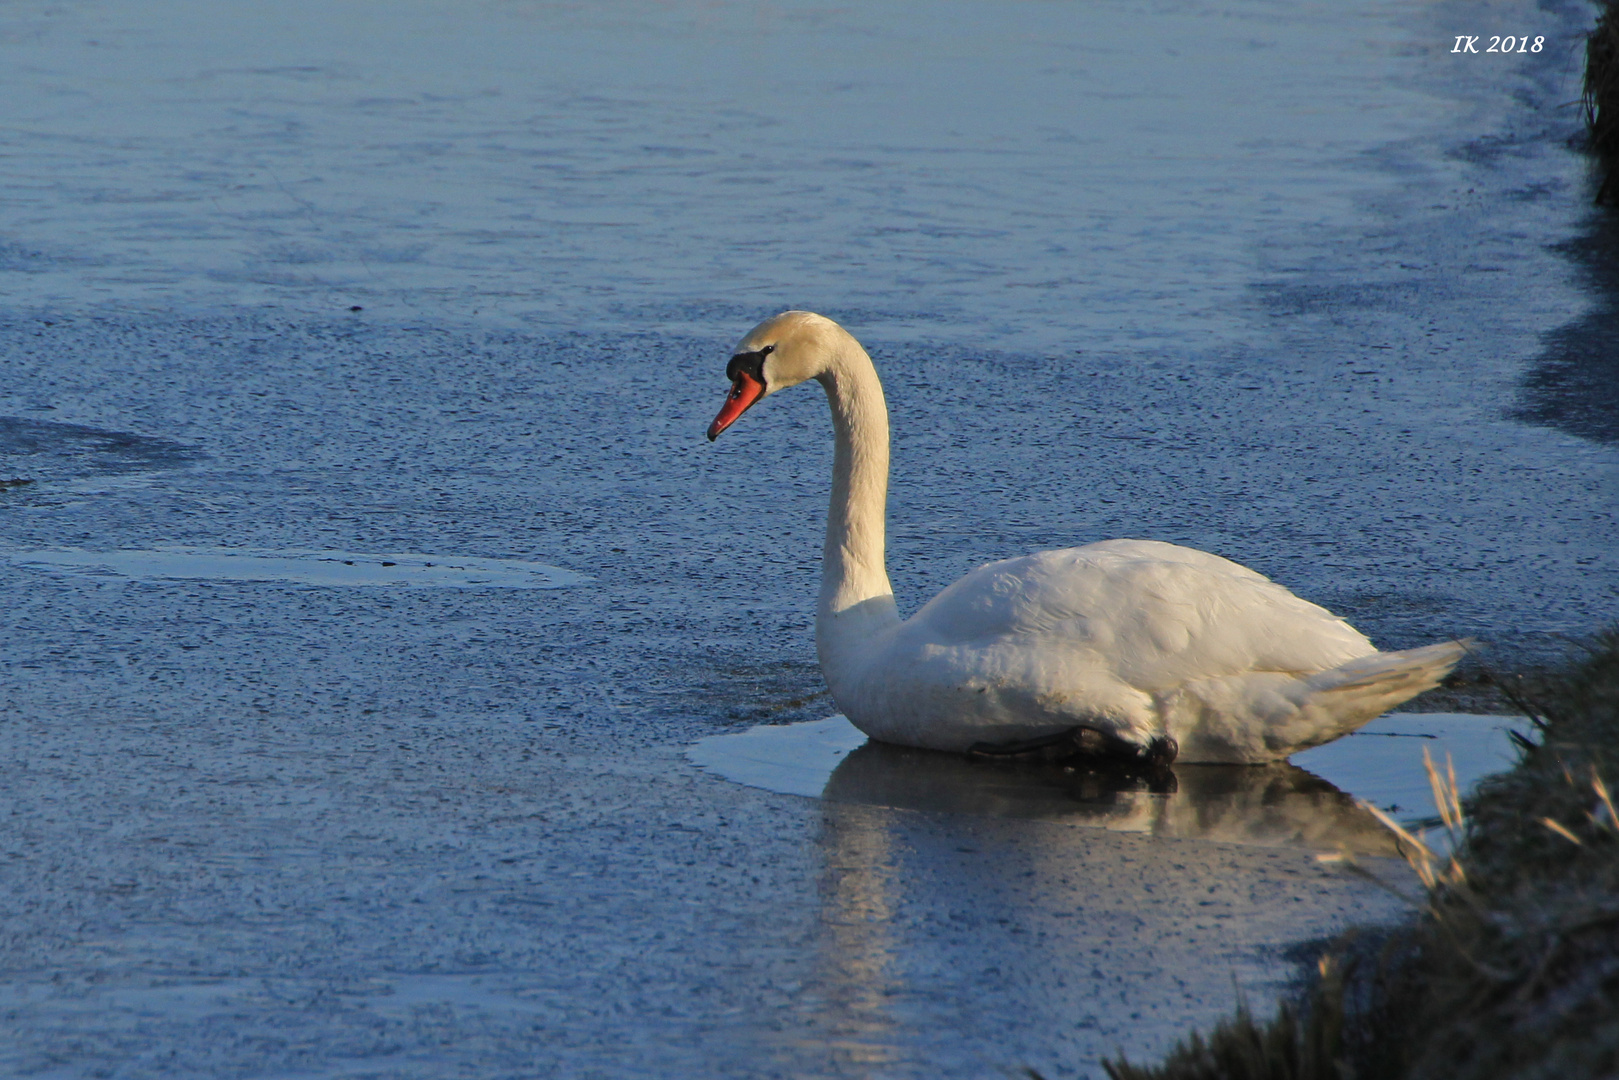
{"left": 815, "top": 344, "right": 900, "bottom": 669}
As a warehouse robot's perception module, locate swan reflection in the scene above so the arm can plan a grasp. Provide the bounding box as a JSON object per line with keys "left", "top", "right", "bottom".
{"left": 821, "top": 740, "right": 1397, "bottom": 856}
{"left": 800, "top": 761, "right": 1385, "bottom": 1073}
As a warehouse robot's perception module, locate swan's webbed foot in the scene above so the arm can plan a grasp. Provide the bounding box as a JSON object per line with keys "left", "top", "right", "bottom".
{"left": 1143, "top": 735, "right": 1179, "bottom": 768}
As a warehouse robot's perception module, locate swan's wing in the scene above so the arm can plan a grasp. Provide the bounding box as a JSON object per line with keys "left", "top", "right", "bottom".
{"left": 902, "top": 539, "right": 1373, "bottom": 691}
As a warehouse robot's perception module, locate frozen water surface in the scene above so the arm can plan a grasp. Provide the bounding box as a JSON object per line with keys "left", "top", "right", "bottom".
{"left": 1, "top": 0, "right": 1615, "bottom": 1076}
{"left": 0, "top": 0, "right": 1462, "bottom": 348}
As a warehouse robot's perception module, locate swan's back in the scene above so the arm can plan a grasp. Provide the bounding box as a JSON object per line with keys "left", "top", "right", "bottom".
{"left": 906, "top": 539, "right": 1373, "bottom": 687}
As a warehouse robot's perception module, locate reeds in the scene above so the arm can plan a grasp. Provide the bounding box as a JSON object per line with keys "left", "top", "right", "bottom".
{"left": 1357, "top": 747, "right": 1468, "bottom": 894}
{"left": 1101, "top": 629, "right": 1619, "bottom": 1080}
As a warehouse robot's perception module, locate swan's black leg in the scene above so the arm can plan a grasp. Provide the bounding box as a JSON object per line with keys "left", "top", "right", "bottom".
{"left": 968, "top": 725, "right": 1177, "bottom": 765}
{"left": 967, "top": 728, "right": 1089, "bottom": 759}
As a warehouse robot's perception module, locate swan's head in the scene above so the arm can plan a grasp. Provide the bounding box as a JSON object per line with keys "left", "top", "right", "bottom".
{"left": 706, "top": 310, "right": 849, "bottom": 440}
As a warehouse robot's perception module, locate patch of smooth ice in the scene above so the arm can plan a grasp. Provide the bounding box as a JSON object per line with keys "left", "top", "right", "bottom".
{"left": 4, "top": 548, "right": 587, "bottom": 589}
{"left": 1290, "top": 712, "right": 1528, "bottom": 819}
{"left": 688, "top": 717, "right": 869, "bottom": 798}
{"left": 687, "top": 712, "right": 1530, "bottom": 852}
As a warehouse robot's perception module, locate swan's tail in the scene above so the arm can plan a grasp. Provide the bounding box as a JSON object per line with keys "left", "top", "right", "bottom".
{"left": 1162, "top": 639, "right": 1473, "bottom": 762}
{"left": 1285, "top": 638, "right": 1474, "bottom": 751}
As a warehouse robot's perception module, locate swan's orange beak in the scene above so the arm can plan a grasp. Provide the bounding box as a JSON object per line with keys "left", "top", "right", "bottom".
{"left": 707, "top": 372, "right": 765, "bottom": 441}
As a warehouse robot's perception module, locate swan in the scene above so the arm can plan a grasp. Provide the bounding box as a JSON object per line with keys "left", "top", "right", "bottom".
{"left": 705, "top": 311, "right": 1467, "bottom": 765}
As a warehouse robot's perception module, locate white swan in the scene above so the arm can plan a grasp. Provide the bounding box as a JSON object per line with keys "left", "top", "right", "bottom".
{"left": 706, "top": 311, "right": 1467, "bottom": 764}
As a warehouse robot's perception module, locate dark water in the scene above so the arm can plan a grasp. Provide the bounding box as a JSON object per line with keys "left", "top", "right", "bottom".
{"left": 0, "top": 0, "right": 1614, "bottom": 1077}
{"left": 1516, "top": 211, "right": 1619, "bottom": 445}
{"left": 0, "top": 415, "right": 205, "bottom": 481}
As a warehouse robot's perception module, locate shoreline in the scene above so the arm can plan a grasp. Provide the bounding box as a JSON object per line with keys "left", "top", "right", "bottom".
{"left": 1102, "top": 630, "right": 1619, "bottom": 1079}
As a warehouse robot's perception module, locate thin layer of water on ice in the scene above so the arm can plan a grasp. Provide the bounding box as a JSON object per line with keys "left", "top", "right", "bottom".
{"left": 688, "top": 712, "right": 1528, "bottom": 853}
{"left": 1289, "top": 713, "right": 1526, "bottom": 818}
{"left": 3, "top": 548, "right": 586, "bottom": 589}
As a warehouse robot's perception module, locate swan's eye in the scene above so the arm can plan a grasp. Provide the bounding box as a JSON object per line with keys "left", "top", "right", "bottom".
{"left": 726, "top": 347, "right": 772, "bottom": 382}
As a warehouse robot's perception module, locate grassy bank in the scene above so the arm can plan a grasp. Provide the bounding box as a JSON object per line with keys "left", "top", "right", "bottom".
{"left": 1590, "top": 0, "right": 1619, "bottom": 202}
{"left": 1101, "top": 631, "right": 1619, "bottom": 1080}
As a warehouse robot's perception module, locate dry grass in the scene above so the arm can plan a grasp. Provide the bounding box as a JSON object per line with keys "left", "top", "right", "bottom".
{"left": 1101, "top": 630, "right": 1619, "bottom": 1080}
{"left": 1589, "top": 0, "right": 1619, "bottom": 203}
